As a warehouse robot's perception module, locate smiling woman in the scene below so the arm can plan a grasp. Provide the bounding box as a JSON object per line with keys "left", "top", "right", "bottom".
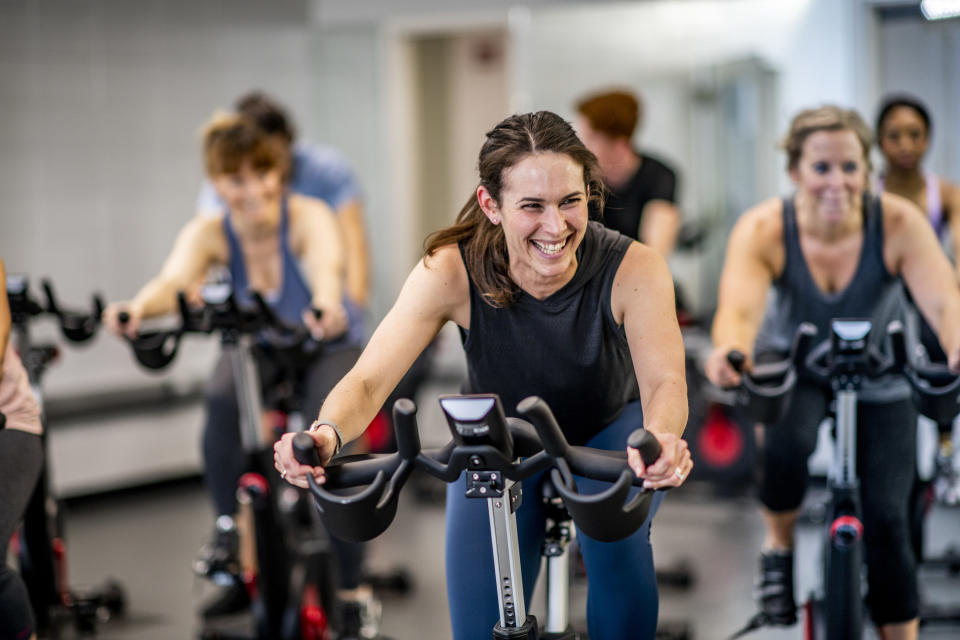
{"left": 705, "top": 104, "right": 960, "bottom": 640}
{"left": 100, "top": 111, "right": 369, "bottom": 619}
{"left": 274, "top": 110, "right": 691, "bottom": 640}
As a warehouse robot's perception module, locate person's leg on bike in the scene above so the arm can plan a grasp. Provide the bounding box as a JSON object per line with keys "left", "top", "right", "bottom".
{"left": 858, "top": 399, "right": 919, "bottom": 640}
{"left": 577, "top": 399, "right": 664, "bottom": 640}
{"left": 0, "top": 428, "right": 43, "bottom": 640}
{"left": 196, "top": 352, "right": 250, "bottom": 616}
{"left": 756, "top": 382, "right": 829, "bottom": 624}
{"left": 444, "top": 468, "right": 547, "bottom": 640}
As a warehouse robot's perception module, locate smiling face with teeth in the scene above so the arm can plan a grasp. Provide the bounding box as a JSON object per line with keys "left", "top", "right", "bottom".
{"left": 477, "top": 151, "right": 589, "bottom": 300}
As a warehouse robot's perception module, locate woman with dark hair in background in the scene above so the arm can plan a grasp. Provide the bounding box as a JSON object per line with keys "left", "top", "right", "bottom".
{"left": 876, "top": 93, "right": 960, "bottom": 365}
{"left": 274, "top": 110, "right": 692, "bottom": 640}
{"left": 876, "top": 94, "right": 960, "bottom": 269}
{"left": 0, "top": 257, "right": 44, "bottom": 640}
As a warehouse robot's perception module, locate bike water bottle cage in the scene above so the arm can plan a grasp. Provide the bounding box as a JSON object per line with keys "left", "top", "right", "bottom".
{"left": 293, "top": 394, "right": 663, "bottom": 544}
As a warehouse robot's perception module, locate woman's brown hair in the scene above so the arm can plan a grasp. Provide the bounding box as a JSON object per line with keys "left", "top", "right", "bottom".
{"left": 201, "top": 111, "right": 289, "bottom": 180}
{"left": 424, "top": 111, "right": 604, "bottom": 308}
{"left": 780, "top": 105, "right": 873, "bottom": 172}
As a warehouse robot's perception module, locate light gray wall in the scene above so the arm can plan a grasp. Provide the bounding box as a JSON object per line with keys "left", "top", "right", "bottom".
{"left": 0, "top": 0, "right": 384, "bottom": 395}
{"left": 876, "top": 14, "right": 960, "bottom": 180}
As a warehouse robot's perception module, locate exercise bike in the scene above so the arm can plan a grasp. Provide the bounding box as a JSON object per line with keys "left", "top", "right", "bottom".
{"left": 5, "top": 274, "right": 127, "bottom": 635}
{"left": 120, "top": 284, "right": 340, "bottom": 640}
{"left": 293, "top": 392, "right": 675, "bottom": 639}
{"left": 726, "top": 318, "right": 960, "bottom": 639}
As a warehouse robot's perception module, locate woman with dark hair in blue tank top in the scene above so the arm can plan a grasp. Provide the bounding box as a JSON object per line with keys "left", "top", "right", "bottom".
{"left": 273, "top": 111, "right": 692, "bottom": 640}
{"left": 101, "top": 113, "right": 375, "bottom": 628}
{"left": 705, "top": 105, "right": 960, "bottom": 640}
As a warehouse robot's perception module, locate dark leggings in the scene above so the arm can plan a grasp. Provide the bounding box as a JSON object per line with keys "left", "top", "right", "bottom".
{"left": 758, "top": 382, "right": 918, "bottom": 625}
{"left": 201, "top": 346, "right": 365, "bottom": 589}
{"left": 444, "top": 400, "right": 664, "bottom": 640}
{"left": 0, "top": 429, "right": 43, "bottom": 640}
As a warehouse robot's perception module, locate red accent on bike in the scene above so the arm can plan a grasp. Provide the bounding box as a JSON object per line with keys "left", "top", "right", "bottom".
{"left": 300, "top": 583, "right": 329, "bottom": 640}
{"left": 242, "top": 569, "right": 259, "bottom": 601}
{"left": 52, "top": 537, "right": 70, "bottom": 603}
{"left": 803, "top": 599, "right": 815, "bottom": 640}
{"left": 830, "top": 515, "right": 863, "bottom": 541}
{"left": 697, "top": 405, "right": 744, "bottom": 467}
{"left": 364, "top": 408, "right": 392, "bottom": 453}
{"left": 239, "top": 472, "right": 269, "bottom": 495}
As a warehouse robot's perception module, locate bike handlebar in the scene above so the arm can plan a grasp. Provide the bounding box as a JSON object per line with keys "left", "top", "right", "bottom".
{"left": 6, "top": 275, "right": 103, "bottom": 343}
{"left": 293, "top": 395, "right": 663, "bottom": 544}
{"left": 121, "top": 287, "right": 321, "bottom": 370}
{"left": 728, "top": 319, "right": 960, "bottom": 425}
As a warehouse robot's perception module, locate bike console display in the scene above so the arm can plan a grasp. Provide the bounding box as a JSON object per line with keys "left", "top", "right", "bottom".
{"left": 830, "top": 319, "right": 871, "bottom": 356}
{"left": 439, "top": 394, "right": 513, "bottom": 456}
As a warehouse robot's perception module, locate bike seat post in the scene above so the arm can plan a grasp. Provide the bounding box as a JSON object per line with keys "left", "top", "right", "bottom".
{"left": 439, "top": 394, "right": 538, "bottom": 638}
{"left": 223, "top": 332, "right": 265, "bottom": 454}
{"left": 541, "top": 483, "right": 575, "bottom": 638}
{"left": 829, "top": 320, "right": 870, "bottom": 488}
{"left": 478, "top": 469, "right": 536, "bottom": 639}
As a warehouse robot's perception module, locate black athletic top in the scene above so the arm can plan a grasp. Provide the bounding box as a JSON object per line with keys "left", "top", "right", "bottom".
{"left": 596, "top": 153, "right": 677, "bottom": 240}
{"left": 754, "top": 193, "right": 909, "bottom": 401}
{"left": 458, "top": 222, "right": 641, "bottom": 446}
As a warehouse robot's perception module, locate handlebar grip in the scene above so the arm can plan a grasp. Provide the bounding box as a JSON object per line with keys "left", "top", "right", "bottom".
{"left": 627, "top": 429, "right": 662, "bottom": 466}
{"left": 516, "top": 395, "right": 570, "bottom": 459}
{"left": 889, "top": 320, "right": 907, "bottom": 368}
{"left": 293, "top": 432, "right": 323, "bottom": 467}
{"left": 40, "top": 279, "right": 59, "bottom": 314}
{"left": 176, "top": 292, "right": 191, "bottom": 326}
{"left": 117, "top": 311, "right": 130, "bottom": 325}
{"left": 392, "top": 398, "right": 421, "bottom": 461}
{"left": 92, "top": 294, "right": 105, "bottom": 319}
{"left": 312, "top": 308, "right": 323, "bottom": 320}
{"left": 727, "top": 350, "right": 746, "bottom": 372}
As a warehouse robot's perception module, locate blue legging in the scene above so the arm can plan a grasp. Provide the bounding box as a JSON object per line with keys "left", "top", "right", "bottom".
{"left": 444, "top": 400, "right": 663, "bottom": 640}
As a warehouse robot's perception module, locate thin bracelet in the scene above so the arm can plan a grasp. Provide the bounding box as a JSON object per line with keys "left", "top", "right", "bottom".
{"left": 308, "top": 419, "right": 343, "bottom": 456}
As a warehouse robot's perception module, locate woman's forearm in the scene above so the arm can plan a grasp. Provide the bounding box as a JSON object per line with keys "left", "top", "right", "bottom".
{"left": 315, "top": 371, "right": 389, "bottom": 445}
{"left": 642, "top": 374, "right": 688, "bottom": 438}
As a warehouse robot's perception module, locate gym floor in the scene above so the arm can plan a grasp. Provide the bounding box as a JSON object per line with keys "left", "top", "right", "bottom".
{"left": 50, "top": 472, "right": 960, "bottom": 640}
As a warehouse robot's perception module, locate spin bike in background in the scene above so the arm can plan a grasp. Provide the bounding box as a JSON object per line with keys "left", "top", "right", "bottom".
{"left": 120, "top": 284, "right": 342, "bottom": 640}
{"left": 293, "top": 393, "right": 690, "bottom": 640}
{"left": 5, "top": 274, "right": 126, "bottom": 635}
{"left": 726, "top": 319, "right": 960, "bottom": 639}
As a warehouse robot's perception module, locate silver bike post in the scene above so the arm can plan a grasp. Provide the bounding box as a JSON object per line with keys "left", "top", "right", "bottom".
{"left": 833, "top": 389, "right": 857, "bottom": 485}
{"left": 226, "top": 335, "right": 264, "bottom": 453}
{"left": 544, "top": 528, "right": 573, "bottom": 633}
{"left": 488, "top": 478, "right": 526, "bottom": 629}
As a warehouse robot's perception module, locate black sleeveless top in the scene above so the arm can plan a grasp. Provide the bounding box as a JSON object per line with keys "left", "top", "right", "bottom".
{"left": 459, "top": 222, "right": 641, "bottom": 446}
{"left": 754, "top": 193, "right": 909, "bottom": 401}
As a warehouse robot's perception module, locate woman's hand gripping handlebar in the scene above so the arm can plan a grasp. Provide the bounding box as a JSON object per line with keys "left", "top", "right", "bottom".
{"left": 275, "top": 395, "right": 673, "bottom": 544}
